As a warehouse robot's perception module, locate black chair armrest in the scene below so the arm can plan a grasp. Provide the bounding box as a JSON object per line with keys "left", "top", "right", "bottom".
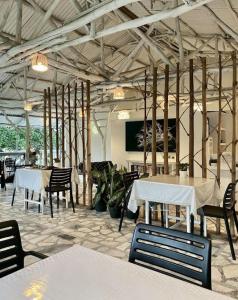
{"left": 24, "top": 250, "right": 48, "bottom": 260}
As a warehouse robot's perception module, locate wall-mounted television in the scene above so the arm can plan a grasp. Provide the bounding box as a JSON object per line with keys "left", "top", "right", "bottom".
{"left": 125, "top": 119, "right": 176, "bottom": 152}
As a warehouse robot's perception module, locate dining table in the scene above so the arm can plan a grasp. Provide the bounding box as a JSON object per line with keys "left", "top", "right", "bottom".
{"left": 13, "top": 167, "right": 80, "bottom": 212}
{"left": 128, "top": 174, "right": 221, "bottom": 232}
{"left": 0, "top": 245, "right": 232, "bottom": 300}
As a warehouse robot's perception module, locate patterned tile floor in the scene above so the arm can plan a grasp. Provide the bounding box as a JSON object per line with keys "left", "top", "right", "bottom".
{"left": 0, "top": 185, "right": 238, "bottom": 299}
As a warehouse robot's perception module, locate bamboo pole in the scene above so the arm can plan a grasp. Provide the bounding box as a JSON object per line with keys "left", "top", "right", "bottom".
{"left": 143, "top": 70, "right": 147, "bottom": 174}
{"left": 82, "top": 82, "right": 86, "bottom": 206}
{"left": 217, "top": 54, "right": 222, "bottom": 187}
{"left": 55, "top": 86, "right": 59, "bottom": 160}
{"left": 61, "top": 85, "right": 65, "bottom": 168}
{"left": 175, "top": 63, "right": 180, "bottom": 176}
{"left": 231, "top": 51, "right": 237, "bottom": 184}
{"left": 175, "top": 63, "right": 180, "bottom": 220}
{"left": 164, "top": 64, "right": 169, "bottom": 175}
{"left": 74, "top": 82, "right": 79, "bottom": 204}
{"left": 201, "top": 57, "right": 207, "bottom": 178}
{"left": 48, "top": 87, "right": 53, "bottom": 166}
{"left": 189, "top": 59, "right": 194, "bottom": 177}
{"left": 86, "top": 80, "right": 92, "bottom": 207}
{"left": 152, "top": 66, "right": 158, "bottom": 176}
{"left": 43, "top": 89, "right": 47, "bottom": 166}
{"left": 68, "top": 84, "right": 72, "bottom": 167}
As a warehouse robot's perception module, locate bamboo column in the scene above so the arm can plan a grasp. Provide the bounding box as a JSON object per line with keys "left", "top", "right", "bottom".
{"left": 189, "top": 59, "right": 194, "bottom": 177}
{"left": 61, "top": 85, "right": 65, "bottom": 167}
{"left": 217, "top": 54, "right": 222, "bottom": 187}
{"left": 143, "top": 70, "right": 147, "bottom": 174}
{"left": 55, "top": 87, "right": 59, "bottom": 160}
{"left": 175, "top": 63, "right": 180, "bottom": 176}
{"left": 43, "top": 89, "right": 47, "bottom": 166}
{"left": 231, "top": 51, "right": 237, "bottom": 184}
{"left": 164, "top": 65, "right": 169, "bottom": 175}
{"left": 48, "top": 87, "right": 53, "bottom": 166}
{"left": 68, "top": 84, "right": 72, "bottom": 167}
{"left": 86, "top": 80, "right": 92, "bottom": 207}
{"left": 82, "top": 82, "right": 86, "bottom": 206}
{"left": 152, "top": 66, "right": 158, "bottom": 176}
{"left": 74, "top": 82, "right": 79, "bottom": 204}
{"left": 201, "top": 57, "right": 207, "bottom": 178}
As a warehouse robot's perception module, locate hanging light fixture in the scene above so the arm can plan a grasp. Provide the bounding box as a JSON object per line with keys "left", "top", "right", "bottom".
{"left": 79, "top": 108, "right": 86, "bottom": 118}
{"left": 24, "top": 102, "right": 32, "bottom": 111}
{"left": 113, "top": 86, "right": 125, "bottom": 100}
{"left": 31, "top": 53, "right": 48, "bottom": 72}
{"left": 118, "top": 110, "right": 130, "bottom": 120}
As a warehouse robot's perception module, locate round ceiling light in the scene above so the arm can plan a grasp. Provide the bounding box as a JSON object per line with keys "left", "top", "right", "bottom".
{"left": 32, "top": 53, "right": 48, "bottom": 72}
{"left": 113, "top": 86, "right": 125, "bottom": 100}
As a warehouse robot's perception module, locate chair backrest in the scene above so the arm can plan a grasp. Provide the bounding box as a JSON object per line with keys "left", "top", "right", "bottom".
{"left": 49, "top": 167, "right": 72, "bottom": 187}
{"left": 129, "top": 223, "right": 212, "bottom": 289}
{"left": 123, "top": 171, "right": 139, "bottom": 189}
{"left": 5, "top": 158, "right": 16, "bottom": 169}
{"left": 0, "top": 220, "right": 25, "bottom": 278}
{"left": 223, "top": 182, "right": 237, "bottom": 211}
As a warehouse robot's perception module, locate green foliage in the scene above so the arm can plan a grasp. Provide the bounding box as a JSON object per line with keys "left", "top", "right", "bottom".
{"left": 0, "top": 126, "right": 45, "bottom": 151}
{"left": 179, "top": 163, "right": 188, "bottom": 171}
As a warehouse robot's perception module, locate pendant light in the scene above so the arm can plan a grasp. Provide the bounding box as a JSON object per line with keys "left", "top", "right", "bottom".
{"left": 113, "top": 86, "right": 125, "bottom": 100}
{"left": 32, "top": 53, "right": 48, "bottom": 72}
{"left": 24, "top": 102, "right": 32, "bottom": 111}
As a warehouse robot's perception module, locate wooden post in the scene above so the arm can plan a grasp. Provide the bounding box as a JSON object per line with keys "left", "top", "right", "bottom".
{"left": 61, "top": 85, "right": 65, "bottom": 168}
{"left": 55, "top": 87, "right": 59, "bottom": 160}
{"left": 164, "top": 64, "right": 169, "bottom": 175}
{"left": 232, "top": 51, "right": 237, "bottom": 184}
{"left": 189, "top": 59, "right": 194, "bottom": 177}
{"left": 74, "top": 82, "right": 79, "bottom": 204}
{"left": 43, "top": 89, "right": 47, "bottom": 166}
{"left": 217, "top": 54, "right": 222, "bottom": 187}
{"left": 143, "top": 70, "right": 147, "bottom": 174}
{"left": 82, "top": 82, "right": 86, "bottom": 206}
{"left": 201, "top": 57, "right": 207, "bottom": 178}
{"left": 86, "top": 80, "right": 92, "bottom": 207}
{"left": 68, "top": 84, "right": 72, "bottom": 167}
{"left": 152, "top": 66, "right": 158, "bottom": 176}
{"left": 175, "top": 63, "right": 180, "bottom": 176}
{"left": 48, "top": 87, "right": 53, "bottom": 166}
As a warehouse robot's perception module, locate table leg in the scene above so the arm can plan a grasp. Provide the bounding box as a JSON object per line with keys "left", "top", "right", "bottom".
{"left": 186, "top": 206, "right": 191, "bottom": 233}
{"left": 165, "top": 204, "right": 169, "bottom": 228}
{"left": 145, "top": 201, "right": 149, "bottom": 224}
{"left": 204, "top": 216, "right": 207, "bottom": 237}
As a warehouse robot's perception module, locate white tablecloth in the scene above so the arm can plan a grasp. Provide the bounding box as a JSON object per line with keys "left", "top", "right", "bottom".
{"left": 128, "top": 175, "right": 221, "bottom": 214}
{"left": 14, "top": 167, "right": 80, "bottom": 195}
{"left": 0, "top": 245, "right": 232, "bottom": 300}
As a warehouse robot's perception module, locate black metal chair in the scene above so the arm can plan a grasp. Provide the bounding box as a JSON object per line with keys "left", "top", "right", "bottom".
{"left": 4, "top": 158, "right": 16, "bottom": 182}
{"left": 0, "top": 160, "right": 6, "bottom": 190}
{"left": 129, "top": 223, "right": 212, "bottom": 289}
{"left": 0, "top": 220, "right": 47, "bottom": 278}
{"left": 45, "top": 167, "right": 75, "bottom": 218}
{"left": 118, "top": 171, "right": 140, "bottom": 232}
{"left": 197, "top": 181, "right": 238, "bottom": 260}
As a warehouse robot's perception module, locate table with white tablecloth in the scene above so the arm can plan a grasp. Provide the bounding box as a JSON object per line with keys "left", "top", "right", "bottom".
{"left": 0, "top": 245, "right": 232, "bottom": 300}
{"left": 13, "top": 167, "right": 80, "bottom": 212}
{"left": 128, "top": 175, "right": 221, "bottom": 232}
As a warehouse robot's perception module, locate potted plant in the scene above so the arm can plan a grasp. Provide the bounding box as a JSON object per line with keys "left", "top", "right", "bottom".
{"left": 179, "top": 163, "right": 188, "bottom": 178}
{"left": 107, "top": 164, "right": 125, "bottom": 218}
{"left": 92, "top": 169, "right": 109, "bottom": 212}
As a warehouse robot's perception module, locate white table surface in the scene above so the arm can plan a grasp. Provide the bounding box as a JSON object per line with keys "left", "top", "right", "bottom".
{"left": 0, "top": 245, "right": 232, "bottom": 300}
{"left": 128, "top": 175, "right": 220, "bottom": 214}
{"left": 14, "top": 167, "right": 80, "bottom": 195}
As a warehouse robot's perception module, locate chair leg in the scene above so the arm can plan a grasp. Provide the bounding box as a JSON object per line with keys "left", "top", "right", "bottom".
{"left": 160, "top": 203, "right": 164, "bottom": 227}
{"left": 200, "top": 215, "right": 204, "bottom": 236}
{"left": 38, "top": 194, "right": 41, "bottom": 213}
{"left": 70, "top": 187, "right": 75, "bottom": 213}
{"left": 233, "top": 209, "right": 238, "bottom": 233}
{"left": 224, "top": 216, "right": 236, "bottom": 260}
{"left": 11, "top": 188, "right": 16, "bottom": 206}
{"left": 118, "top": 206, "right": 125, "bottom": 232}
{"left": 149, "top": 206, "right": 152, "bottom": 225}
{"left": 57, "top": 192, "right": 59, "bottom": 209}
{"left": 49, "top": 193, "right": 53, "bottom": 218}
{"left": 134, "top": 207, "right": 140, "bottom": 224}
{"left": 190, "top": 213, "right": 194, "bottom": 234}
